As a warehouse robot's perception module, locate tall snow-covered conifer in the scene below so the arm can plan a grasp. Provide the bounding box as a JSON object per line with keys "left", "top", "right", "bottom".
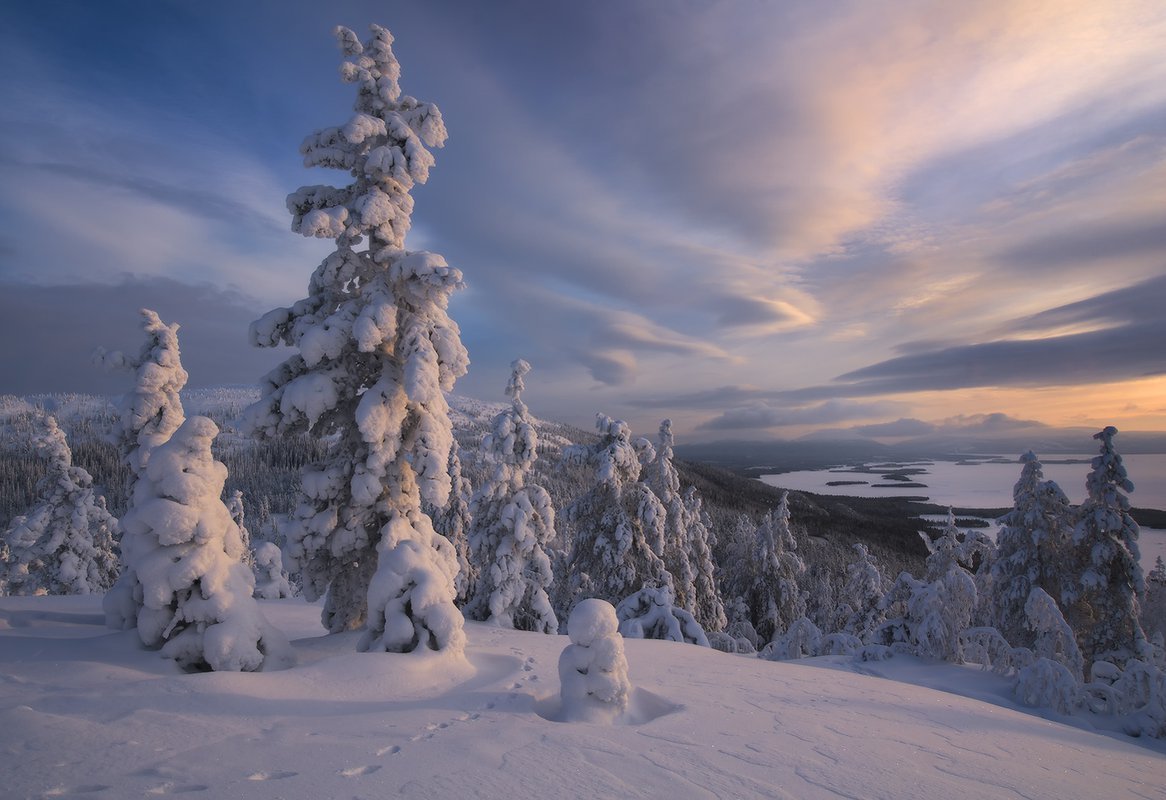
{"left": 992, "top": 452, "right": 1073, "bottom": 648}
{"left": 0, "top": 415, "right": 118, "bottom": 596}
{"left": 682, "top": 487, "right": 727, "bottom": 633}
{"left": 245, "top": 25, "right": 467, "bottom": 653}
{"left": 465, "top": 360, "right": 558, "bottom": 633}
{"left": 563, "top": 415, "right": 670, "bottom": 614}
{"left": 643, "top": 419, "right": 697, "bottom": 614}
{"left": 736, "top": 492, "right": 805, "bottom": 645}
{"left": 1066, "top": 427, "right": 1147, "bottom": 671}
{"left": 103, "top": 309, "right": 189, "bottom": 629}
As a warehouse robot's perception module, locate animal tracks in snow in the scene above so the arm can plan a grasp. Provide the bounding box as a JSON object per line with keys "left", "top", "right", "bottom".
{"left": 245, "top": 770, "right": 298, "bottom": 781}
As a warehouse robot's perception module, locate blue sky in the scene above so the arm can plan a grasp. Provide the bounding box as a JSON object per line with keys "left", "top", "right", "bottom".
{"left": 1, "top": 0, "right": 1164, "bottom": 441}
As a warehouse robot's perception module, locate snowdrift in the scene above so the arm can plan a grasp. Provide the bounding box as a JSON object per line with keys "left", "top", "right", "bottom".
{"left": 0, "top": 595, "right": 1161, "bottom": 799}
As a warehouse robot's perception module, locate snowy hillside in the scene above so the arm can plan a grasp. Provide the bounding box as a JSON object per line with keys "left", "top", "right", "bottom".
{"left": 1, "top": 595, "right": 1161, "bottom": 800}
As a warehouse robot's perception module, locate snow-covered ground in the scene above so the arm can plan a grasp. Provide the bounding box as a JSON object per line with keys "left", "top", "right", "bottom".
{"left": 1, "top": 596, "right": 1161, "bottom": 799}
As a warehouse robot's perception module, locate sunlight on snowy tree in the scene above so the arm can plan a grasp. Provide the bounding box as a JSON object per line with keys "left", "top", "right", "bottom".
{"left": 1066, "top": 427, "right": 1148, "bottom": 673}
{"left": 103, "top": 309, "right": 189, "bottom": 630}
{"left": 96, "top": 309, "right": 187, "bottom": 479}
{"left": 244, "top": 25, "right": 467, "bottom": 653}
{"left": 0, "top": 415, "right": 117, "bottom": 596}
{"left": 120, "top": 416, "right": 292, "bottom": 671}
{"left": 425, "top": 448, "right": 473, "bottom": 605}
{"left": 643, "top": 420, "right": 696, "bottom": 612}
{"left": 992, "top": 452, "right": 1074, "bottom": 649}
{"left": 562, "top": 414, "right": 670, "bottom": 614}
{"left": 465, "top": 360, "right": 558, "bottom": 633}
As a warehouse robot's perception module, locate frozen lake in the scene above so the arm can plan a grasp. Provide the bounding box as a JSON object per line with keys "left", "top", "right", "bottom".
{"left": 761, "top": 453, "right": 1166, "bottom": 573}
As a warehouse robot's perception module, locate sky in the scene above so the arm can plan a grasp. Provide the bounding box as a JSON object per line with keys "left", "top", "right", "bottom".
{"left": 1, "top": 0, "right": 1164, "bottom": 443}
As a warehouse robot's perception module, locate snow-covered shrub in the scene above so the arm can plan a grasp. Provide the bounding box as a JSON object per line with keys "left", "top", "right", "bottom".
{"left": 244, "top": 25, "right": 467, "bottom": 652}
{"left": 1111, "top": 660, "right": 1165, "bottom": 738}
{"left": 253, "top": 542, "right": 292, "bottom": 600}
{"left": 1026, "top": 587, "right": 1084, "bottom": 682}
{"left": 616, "top": 584, "right": 709, "bottom": 646}
{"left": 1015, "top": 657, "right": 1082, "bottom": 715}
{"left": 562, "top": 415, "right": 670, "bottom": 613}
{"left": 120, "top": 416, "right": 292, "bottom": 672}
{"left": 706, "top": 631, "right": 743, "bottom": 653}
{"left": 466, "top": 360, "right": 557, "bottom": 633}
{"left": 819, "top": 632, "right": 863, "bottom": 656}
{"left": 960, "top": 627, "right": 1029, "bottom": 677}
{"left": 558, "top": 599, "right": 632, "bottom": 722}
{"left": 761, "top": 616, "right": 822, "bottom": 661}
{"left": 0, "top": 415, "right": 118, "bottom": 595}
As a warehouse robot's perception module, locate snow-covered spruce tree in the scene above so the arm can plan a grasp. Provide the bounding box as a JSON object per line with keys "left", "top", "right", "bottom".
{"left": 562, "top": 414, "right": 670, "bottom": 614}
{"left": 1065, "top": 427, "right": 1148, "bottom": 672}
{"left": 681, "top": 487, "right": 727, "bottom": 633}
{"left": 424, "top": 448, "right": 473, "bottom": 605}
{"left": 227, "top": 490, "right": 256, "bottom": 570}
{"left": 905, "top": 511, "right": 979, "bottom": 662}
{"left": 465, "top": 360, "right": 558, "bottom": 633}
{"left": 103, "top": 309, "right": 189, "bottom": 630}
{"left": 643, "top": 419, "right": 697, "bottom": 614}
{"left": 992, "top": 452, "right": 1074, "bottom": 648}
{"left": 1143, "top": 557, "right": 1166, "bottom": 642}
{"left": 736, "top": 492, "right": 805, "bottom": 645}
{"left": 244, "top": 25, "right": 467, "bottom": 653}
{"left": 0, "top": 415, "right": 117, "bottom": 596}
{"left": 835, "top": 542, "right": 887, "bottom": 643}
{"left": 121, "top": 416, "right": 291, "bottom": 671}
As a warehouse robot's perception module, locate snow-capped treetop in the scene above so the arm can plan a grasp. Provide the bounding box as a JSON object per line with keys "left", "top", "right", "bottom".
{"left": 1086, "top": 427, "right": 1135, "bottom": 504}
{"left": 505, "top": 358, "right": 531, "bottom": 409}
{"left": 573, "top": 412, "right": 648, "bottom": 489}
{"left": 101, "top": 309, "right": 187, "bottom": 477}
{"left": 1075, "top": 426, "right": 1143, "bottom": 596}
{"left": 289, "top": 24, "right": 447, "bottom": 256}
{"left": 479, "top": 359, "right": 539, "bottom": 482}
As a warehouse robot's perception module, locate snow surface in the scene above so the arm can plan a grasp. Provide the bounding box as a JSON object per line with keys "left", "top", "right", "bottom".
{"left": 1, "top": 595, "right": 1162, "bottom": 799}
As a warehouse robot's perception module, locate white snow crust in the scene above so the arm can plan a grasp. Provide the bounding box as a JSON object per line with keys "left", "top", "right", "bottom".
{"left": 0, "top": 594, "right": 1162, "bottom": 799}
